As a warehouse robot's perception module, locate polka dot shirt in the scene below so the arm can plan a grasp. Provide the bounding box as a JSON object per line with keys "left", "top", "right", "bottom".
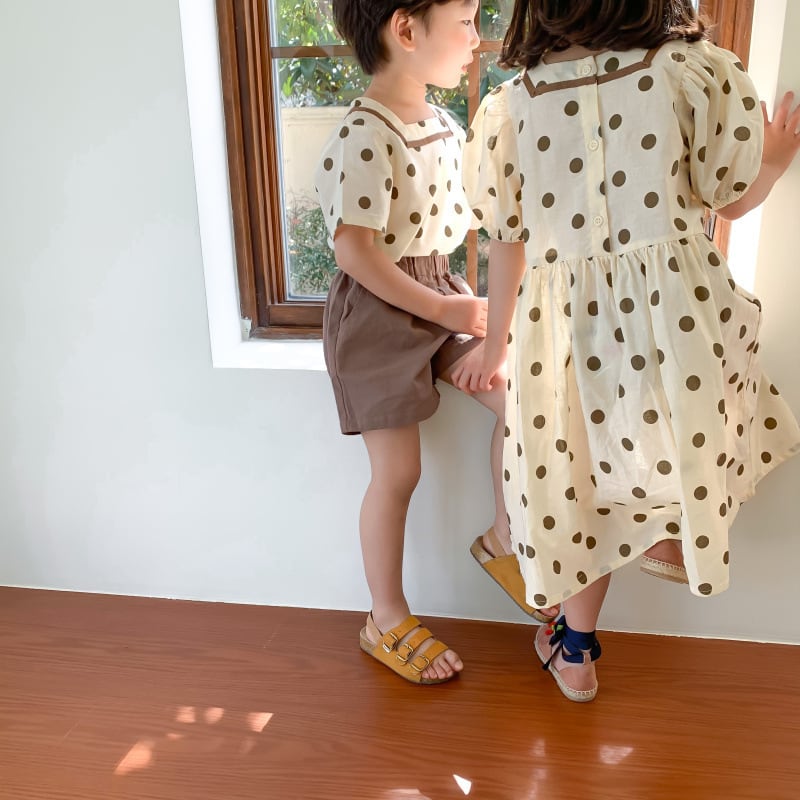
{"left": 464, "top": 40, "right": 800, "bottom": 606}
{"left": 315, "top": 97, "right": 473, "bottom": 261}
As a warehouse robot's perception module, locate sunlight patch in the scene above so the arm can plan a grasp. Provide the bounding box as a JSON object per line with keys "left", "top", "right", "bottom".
{"left": 115, "top": 739, "right": 155, "bottom": 775}
{"left": 247, "top": 711, "right": 274, "bottom": 733}
{"left": 175, "top": 706, "right": 196, "bottom": 724}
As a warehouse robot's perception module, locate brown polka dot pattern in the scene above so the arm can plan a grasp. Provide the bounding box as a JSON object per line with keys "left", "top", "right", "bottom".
{"left": 457, "top": 42, "right": 800, "bottom": 608}
{"left": 315, "top": 96, "right": 482, "bottom": 261}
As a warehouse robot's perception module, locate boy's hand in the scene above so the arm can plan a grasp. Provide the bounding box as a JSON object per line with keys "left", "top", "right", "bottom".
{"left": 450, "top": 340, "right": 506, "bottom": 394}
{"left": 761, "top": 91, "right": 800, "bottom": 178}
{"left": 437, "top": 294, "right": 488, "bottom": 337}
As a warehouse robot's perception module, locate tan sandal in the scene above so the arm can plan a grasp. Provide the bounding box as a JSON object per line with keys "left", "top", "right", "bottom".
{"left": 640, "top": 540, "right": 688, "bottom": 584}
{"left": 359, "top": 614, "right": 457, "bottom": 685}
{"left": 470, "top": 528, "right": 558, "bottom": 623}
{"left": 534, "top": 617, "right": 601, "bottom": 703}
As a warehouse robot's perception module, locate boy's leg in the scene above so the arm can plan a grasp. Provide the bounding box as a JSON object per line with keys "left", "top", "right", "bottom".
{"left": 440, "top": 358, "right": 560, "bottom": 619}
{"left": 361, "top": 423, "right": 463, "bottom": 681}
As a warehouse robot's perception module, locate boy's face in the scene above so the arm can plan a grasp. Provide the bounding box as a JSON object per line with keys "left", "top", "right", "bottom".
{"left": 411, "top": 0, "right": 480, "bottom": 89}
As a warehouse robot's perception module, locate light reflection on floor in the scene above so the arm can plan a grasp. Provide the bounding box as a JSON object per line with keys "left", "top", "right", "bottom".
{"left": 113, "top": 705, "right": 274, "bottom": 776}
{"left": 599, "top": 743, "right": 634, "bottom": 765}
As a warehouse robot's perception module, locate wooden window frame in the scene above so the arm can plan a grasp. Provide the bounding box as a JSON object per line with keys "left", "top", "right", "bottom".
{"left": 217, "top": 0, "right": 754, "bottom": 340}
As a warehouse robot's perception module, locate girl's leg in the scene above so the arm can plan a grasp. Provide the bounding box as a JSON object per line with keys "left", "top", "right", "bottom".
{"left": 361, "top": 423, "right": 463, "bottom": 681}
{"left": 563, "top": 573, "right": 610, "bottom": 633}
{"left": 644, "top": 538, "right": 684, "bottom": 566}
{"left": 440, "top": 358, "right": 560, "bottom": 619}
{"left": 536, "top": 573, "right": 611, "bottom": 694}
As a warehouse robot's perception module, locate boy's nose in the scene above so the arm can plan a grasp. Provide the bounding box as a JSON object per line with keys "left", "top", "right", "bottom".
{"left": 470, "top": 22, "right": 480, "bottom": 49}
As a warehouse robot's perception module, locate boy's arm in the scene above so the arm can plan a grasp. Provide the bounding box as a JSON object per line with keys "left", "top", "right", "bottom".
{"left": 334, "top": 224, "right": 487, "bottom": 336}
{"left": 451, "top": 239, "right": 526, "bottom": 393}
{"left": 717, "top": 91, "right": 800, "bottom": 220}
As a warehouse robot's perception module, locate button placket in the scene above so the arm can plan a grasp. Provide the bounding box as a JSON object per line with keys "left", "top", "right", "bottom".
{"left": 582, "top": 75, "right": 608, "bottom": 255}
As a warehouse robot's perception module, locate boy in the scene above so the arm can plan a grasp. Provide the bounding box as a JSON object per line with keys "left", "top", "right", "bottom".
{"left": 315, "top": 0, "right": 556, "bottom": 684}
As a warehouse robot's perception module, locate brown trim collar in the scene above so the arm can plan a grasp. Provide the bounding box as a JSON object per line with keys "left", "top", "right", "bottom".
{"left": 345, "top": 105, "right": 454, "bottom": 149}
{"left": 522, "top": 46, "right": 662, "bottom": 98}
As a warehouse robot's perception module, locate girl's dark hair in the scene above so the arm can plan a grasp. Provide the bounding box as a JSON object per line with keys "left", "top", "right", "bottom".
{"left": 500, "top": 0, "right": 708, "bottom": 70}
{"left": 333, "top": 0, "right": 456, "bottom": 75}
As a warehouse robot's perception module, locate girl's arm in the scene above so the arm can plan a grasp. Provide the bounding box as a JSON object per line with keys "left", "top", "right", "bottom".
{"left": 334, "top": 224, "right": 487, "bottom": 336}
{"left": 716, "top": 91, "right": 800, "bottom": 221}
{"left": 451, "top": 239, "right": 526, "bottom": 393}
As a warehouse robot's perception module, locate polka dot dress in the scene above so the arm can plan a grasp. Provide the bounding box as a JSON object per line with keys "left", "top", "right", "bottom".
{"left": 314, "top": 97, "right": 473, "bottom": 260}
{"left": 463, "top": 40, "right": 800, "bottom": 606}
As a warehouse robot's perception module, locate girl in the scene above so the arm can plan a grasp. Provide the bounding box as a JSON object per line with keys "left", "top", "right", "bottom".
{"left": 455, "top": 0, "right": 800, "bottom": 701}
{"left": 315, "top": 0, "right": 558, "bottom": 686}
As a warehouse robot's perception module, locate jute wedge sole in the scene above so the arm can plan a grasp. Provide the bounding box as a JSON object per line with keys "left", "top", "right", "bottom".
{"left": 640, "top": 555, "right": 689, "bottom": 584}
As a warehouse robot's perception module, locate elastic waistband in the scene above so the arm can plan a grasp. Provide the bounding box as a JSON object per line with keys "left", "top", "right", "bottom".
{"left": 396, "top": 254, "right": 450, "bottom": 280}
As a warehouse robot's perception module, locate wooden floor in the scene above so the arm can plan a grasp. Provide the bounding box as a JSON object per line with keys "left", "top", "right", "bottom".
{"left": 1, "top": 588, "right": 798, "bottom": 800}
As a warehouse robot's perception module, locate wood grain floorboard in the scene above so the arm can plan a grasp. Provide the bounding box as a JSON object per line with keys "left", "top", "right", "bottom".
{"left": 0, "top": 587, "right": 798, "bottom": 799}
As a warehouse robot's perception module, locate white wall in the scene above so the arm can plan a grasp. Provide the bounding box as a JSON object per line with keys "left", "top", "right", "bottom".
{"left": 0, "top": 0, "right": 798, "bottom": 643}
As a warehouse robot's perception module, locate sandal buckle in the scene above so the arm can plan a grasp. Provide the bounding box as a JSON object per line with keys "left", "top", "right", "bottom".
{"left": 395, "top": 642, "right": 415, "bottom": 664}
{"left": 382, "top": 632, "right": 399, "bottom": 653}
{"left": 409, "top": 654, "right": 431, "bottom": 674}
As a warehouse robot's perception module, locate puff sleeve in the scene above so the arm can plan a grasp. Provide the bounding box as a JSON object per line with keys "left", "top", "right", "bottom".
{"left": 676, "top": 41, "right": 763, "bottom": 211}
{"left": 462, "top": 86, "right": 524, "bottom": 242}
{"left": 314, "top": 122, "right": 393, "bottom": 244}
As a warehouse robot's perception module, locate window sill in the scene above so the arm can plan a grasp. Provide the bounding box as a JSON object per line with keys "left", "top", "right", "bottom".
{"left": 213, "top": 337, "right": 326, "bottom": 371}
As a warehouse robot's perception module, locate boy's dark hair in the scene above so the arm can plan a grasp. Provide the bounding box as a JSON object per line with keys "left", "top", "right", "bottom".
{"left": 500, "top": 0, "right": 708, "bottom": 70}
{"left": 333, "top": 0, "right": 459, "bottom": 75}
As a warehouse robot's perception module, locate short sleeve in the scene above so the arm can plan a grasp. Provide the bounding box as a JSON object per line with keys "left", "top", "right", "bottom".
{"left": 463, "top": 87, "right": 524, "bottom": 242}
{"left": 676, "top": 41, "right": 763, "bottom": 211}
{"left": 314, "top": 122, "right": 393, "bottom": 243}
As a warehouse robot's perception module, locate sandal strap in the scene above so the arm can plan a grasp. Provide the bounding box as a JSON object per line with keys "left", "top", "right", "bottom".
{"left": 395, "top": 627, "right": 434, "bottom": 662}
{"left": 484, "top": 526, "right": 505, "bottom": 556}
{"left": 409, "top": 639, "right": 448, "bottom": 674}
{"left": 541, "top": 615, "right": 601, "bottom": 671}
{"left": 377, "top": 614, "right": 421, "bottom": 653}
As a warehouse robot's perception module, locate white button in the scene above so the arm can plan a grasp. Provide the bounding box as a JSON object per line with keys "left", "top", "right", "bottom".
{"left": 579, "top": 64, "right": 592, "bottom": 77}
{"left": 593, "top": 215, "right": 604, "bottom": 227}
{"left": 588, "top": 139, "right": 599, "bottom": 151}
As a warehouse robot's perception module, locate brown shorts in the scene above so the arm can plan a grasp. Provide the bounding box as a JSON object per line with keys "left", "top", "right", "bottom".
{"left": 323, "top": 254, "right": 481, "bottom": 435}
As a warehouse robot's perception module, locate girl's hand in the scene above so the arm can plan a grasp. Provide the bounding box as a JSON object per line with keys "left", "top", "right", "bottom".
{"left": 450, "top": 340, "right": 506, "bottom": 394}
{"left": 437, "top": 294, "right": 488, "bottom": 337}
{"left": 761, "top": 91, "right": 800, "bottom": 178}
{"left": 716, "top": 91, "right": 800, "bottom": 220}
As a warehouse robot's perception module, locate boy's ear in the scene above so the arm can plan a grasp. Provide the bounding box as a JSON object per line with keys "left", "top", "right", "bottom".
{"left": 387, "top": 8, "right": 418, "bottom": 53}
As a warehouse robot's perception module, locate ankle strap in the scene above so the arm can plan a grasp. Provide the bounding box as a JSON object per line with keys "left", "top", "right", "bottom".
{"left": 541, "top": 615, "right": 601, "bottom": 671}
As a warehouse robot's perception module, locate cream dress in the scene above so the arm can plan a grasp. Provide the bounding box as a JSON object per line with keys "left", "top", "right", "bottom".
{"left": 464, "top": 40, "right": 800, "bottom": 607}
